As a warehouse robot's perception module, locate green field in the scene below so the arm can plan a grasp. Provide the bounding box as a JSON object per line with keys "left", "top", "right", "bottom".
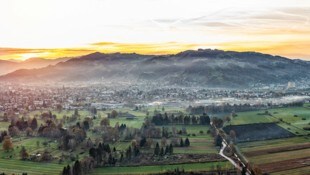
{"left": 229, "top": 104, "right": 310, "bottom": 136}
{"left": 0, "top": 136, "right": 79, "bottom": 174}
{"left": 1, "top": 104, "right": 309, "bottom": 174}
{"left": 231, "top": 104, "right": 310, "bottom": 126}
{"left": 238, "top": 137, "right": 309, "bottom": 152}
{"left": 249, "top": 148, "right": 310, "bottom": 164}
{"left": 0, "top": 159, "right": 65, "bottom": 175}
{"left": 226, "top": 104, "right": 310, "bottom": 175}
{"left": 237, "top": 132, "right": 310, "bottom": 175}
{"left": 90, "top": 161, "right": 232, "bottom": 175}
{"left": 174, "top": 136, "right": 218, "bottom": 154}
{"left": 273, "top": 166, "right": 310, "bottom": 175}
{"left": 1, "top": 106, "right": 217, "bottom": 175}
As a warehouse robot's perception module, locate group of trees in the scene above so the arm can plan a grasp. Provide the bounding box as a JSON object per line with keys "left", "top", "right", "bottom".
{"left": 188, "top": 104, "right": 266, "bottom": 114}
{"left": 154, "top": 142, "right": 174, "bottom": 156}
{"left": 124, "top": 145, "right": 140, "bottom": 160}
{"left": 188, "top": 101, "right": 304, "bottom": 115}
{"left": 151, "top": 113, "right": 210, "bottom": 126}
{"left": 211, "top": 117, "right": 224, "bottom": 128}
{"left": 179, "top": 138, "right": 190, "bottom": 147}
{"left": 62, "top": 109, "right": 80, "bottom": 124}
{"left": 7, "top": 117, "right": 38, "bottom": 137}
{"left": 62, "top": 156, "right": 96, "bottom": 175}
{"left": 61, "top": 125, "right": 87, "bottom": 150}
{"left": 141, "top": 120, "right": 192, "bottom": 139}
{"left": 88, "top": 142, "right": 139, "bottom": 167}
{"left": 38, "top": 119, "right": 63, "bottom": 138}
{"left": 14, "top": 117, "right": 37, "bottom": 131}
{"left": 140, "top": 120, "right": 162, "bottom": 138}
{"left": 88, "top": 142, "right": 117, "bottom": 165}
{"left": 62, "top": 160, "right": 82, "bottom": 175}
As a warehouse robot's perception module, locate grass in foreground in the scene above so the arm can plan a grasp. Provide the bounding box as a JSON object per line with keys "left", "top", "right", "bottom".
{"left": 90, "top": 161, "right": 232, "bottom": 175}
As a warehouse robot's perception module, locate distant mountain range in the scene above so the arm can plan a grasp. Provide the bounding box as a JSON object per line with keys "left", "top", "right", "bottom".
{"left": 0, "top": 57, "right": 70, "bottom": 75}
{"left": 1, "top": 49, "right": 309, "bottom": 88}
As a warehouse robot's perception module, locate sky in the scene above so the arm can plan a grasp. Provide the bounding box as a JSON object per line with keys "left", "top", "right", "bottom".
{"left": 0, "top": 0, "right": 310, "bottom": 61}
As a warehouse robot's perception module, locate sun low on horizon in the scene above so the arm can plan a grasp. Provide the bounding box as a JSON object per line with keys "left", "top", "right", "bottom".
{"left": 1, "top": 0, "right": 310, "bottom": 61}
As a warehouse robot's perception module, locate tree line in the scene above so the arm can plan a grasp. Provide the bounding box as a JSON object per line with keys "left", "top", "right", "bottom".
{"left": 151, "top": 113, "right": 210, "bottom": 126}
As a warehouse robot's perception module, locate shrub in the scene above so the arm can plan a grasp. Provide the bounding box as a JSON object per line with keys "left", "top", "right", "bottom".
{"left": 303, "top": 126, "right": 310, "bottom": 131}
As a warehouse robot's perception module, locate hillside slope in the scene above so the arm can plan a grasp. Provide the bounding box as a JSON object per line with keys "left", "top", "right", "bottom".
{"left": 1, "top": 49, "right": 309, "bottom": 88}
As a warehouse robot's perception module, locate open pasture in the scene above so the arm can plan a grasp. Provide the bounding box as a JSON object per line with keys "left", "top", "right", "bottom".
{"left": 231, "top": 104, "right": 310, "bottom": 129}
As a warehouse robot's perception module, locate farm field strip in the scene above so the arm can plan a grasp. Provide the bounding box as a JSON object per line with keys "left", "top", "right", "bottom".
{"left": 90, "top": 161, "right": 232, "bottom": 175}
{"left": 244, "top": 142, "right": 310, "bottom": 157}
{"left": 0, "top": 159, "right": 64, "bottom": 175}
{"left": 238, "top": 137, "right": 309, "bottom": 152}
{"left": 272, "top": 166, "right": 310, "bottom": 175}
{"left": 258, "top": 157, "right": 310, "bottom": 174}
{"left": 249, "top": 148, "right": 310, "bottom": 164}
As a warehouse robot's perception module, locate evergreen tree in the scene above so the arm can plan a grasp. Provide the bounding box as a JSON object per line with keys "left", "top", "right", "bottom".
{"left": 62, "top": 165, "right": 72, "bottom": 175}
{"left": 185, "top": 138, "right": 190, "bottom": 147}
{"left": 108, "top": 154, "right": 113, "bottom": 165}
{"left": 83, "top": 120, "right": 90, "bottom": 130}
{"left": 67, "top": 165, "right": 71, "bottom": 175}
{"left": 154, "top": 142, "right": 160, "bottom": 155}
{"left": 120, "top": 152, "right": 124, "bottom": 162}
{"left": 241, "top": 167, "right": 247, "bottom": 175}
{"left": 134, "top": 145, "right": 140, "bottom": 156}
{"left": 169, "top": 144, "right": 173, "bottom": 154}
{"left": 30, "top": 117, "right": 38, "bottom": 130}
{"left": 89, "top": 147, "right": 97, "bottom": 159}
{"left": 160, "top": 147, "right": 164, "bottom": 156}
{"left": 126, "top": 146, "right": 132, "bottom": 159}
{"left": 215, "top": 135, "right": 223, "bottom": 147}
{"left": 62, "top": 166, "right": 68, "bottom": 175}
{"left": 165, "top": 145, "right": 170, "bottom": 155}
{"left": 72, "top": 160, "right": 81, "bottom": 175}
{"left": 180, "top": 138, "right": 184, "bottom": 147}
{"left": 140, "top": 137, "right": 147, "bottom": 147}
{"left": 106, "top": 144, "right": 111, "bottom": 153}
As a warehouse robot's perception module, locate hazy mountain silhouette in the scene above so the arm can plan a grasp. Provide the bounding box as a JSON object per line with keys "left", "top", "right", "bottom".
{"left": 0, "top": 57, "right": 70, "bottom": 75}
{"left": 1, "top": 49, "right": 309, "bottom": 88}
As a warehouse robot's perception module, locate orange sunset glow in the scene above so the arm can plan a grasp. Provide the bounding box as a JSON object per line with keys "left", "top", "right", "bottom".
{"left": 1, "top": 0, "right": 310, "bottom": 61}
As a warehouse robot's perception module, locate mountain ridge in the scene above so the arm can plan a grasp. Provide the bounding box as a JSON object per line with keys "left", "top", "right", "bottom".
{"left": 1, "top": 49, "right": 309, "bottom": 88}
{"left": 0, "top": 57, "right": 70, "bottom": 75}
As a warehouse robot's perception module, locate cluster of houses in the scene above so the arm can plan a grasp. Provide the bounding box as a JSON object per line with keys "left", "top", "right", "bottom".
{"left": 0, "top": 83, "right": 309, "bottom": 115}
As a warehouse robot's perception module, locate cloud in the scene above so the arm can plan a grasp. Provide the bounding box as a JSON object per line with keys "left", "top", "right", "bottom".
{"left": 2, "top": 39, "right": 310, "bottom": 61}
{"left": 0, "top": 48, "right": 96, "bottom": 60}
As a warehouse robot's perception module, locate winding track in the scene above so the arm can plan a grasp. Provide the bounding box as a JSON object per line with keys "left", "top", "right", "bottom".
{"left": 211, "top": 121, "right": 252, "bottom": 175}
